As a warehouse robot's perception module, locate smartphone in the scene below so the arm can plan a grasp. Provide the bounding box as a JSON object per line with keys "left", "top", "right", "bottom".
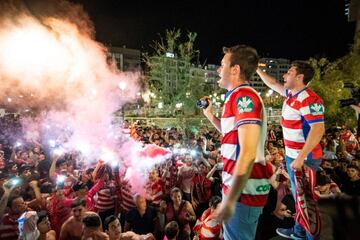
{"left": 6, "top": 177, "right": 23, "bottom": 188}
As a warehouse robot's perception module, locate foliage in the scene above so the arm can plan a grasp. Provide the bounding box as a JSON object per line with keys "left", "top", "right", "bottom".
{"left": 143, "top": 29, "right": 212, "bottom": 118}
{"left": 309, "top": 50, "right": 360, "bottom": 127}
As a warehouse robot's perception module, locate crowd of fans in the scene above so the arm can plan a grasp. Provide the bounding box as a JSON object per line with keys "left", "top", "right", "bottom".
{"left": 0, "top": 114, "right": 359, "bottom": 240}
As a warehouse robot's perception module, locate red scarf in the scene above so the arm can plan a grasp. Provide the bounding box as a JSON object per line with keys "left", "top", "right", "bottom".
{"left": 294, "top": 167, "right": 321, "bottom": 238}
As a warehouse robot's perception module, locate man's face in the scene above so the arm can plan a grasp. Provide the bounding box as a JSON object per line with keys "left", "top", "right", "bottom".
{"left": 149, "top": 170, "right": 157, "bottom": 181}
{"left": 347, "top": 167, "right": 359, "bottom": 179}
{"left": 283, "top": 66, "right": 301, "bottom": 90}
{"left": 135, "top": 196, "right": 147, "bottom": 212}
{"left": 107, "top": 218, "right": 121, "bottom": 239}
{"left": 72, "top": 205, "right": 85, "bottom": 221}
{"left": 217, "top": 53, "right": 233, "bottom": 90}
{"left": 11, "top": 197, "right": 27, "bottom": 215}
{"left": 20, "top": 152, "right": 29, "bottom": 159}
{"left": 37, "top": 216, "right": 51, "bottom": 234}
{"left": 59, "top": 162, "right": 67, "bottom": 171}
{"left": 39, "top": 154, "right": 46, "bottom": 161}
{"left": 81, "top": 172, "right": 92, "bottom": 183}
{"left": 55, "top": 189, "right": 65, "bottom": 199}
{"left": 322, "top": 161, "right": 332, "bottom": 169}
{"left": 22, "top": 169, "right": 32, "bottom": 178}
{"left": 185, "top": 155, "right": 192, "bottom": 166}
{"left": 199, "top": 164, "right": 208, "bottom": 174}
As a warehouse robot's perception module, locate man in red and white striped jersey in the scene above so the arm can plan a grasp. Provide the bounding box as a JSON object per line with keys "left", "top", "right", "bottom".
{"left": 257, "top": 61, "right": 325, "bottom": 239}
{"left": 203, "top": 45, "right": 272, "bottom": 240}
{"left": 147, "top": 169, "right": 165, "bottom": 208}
{"left": 0, "top": 195, "right": 27, "bottom": 240}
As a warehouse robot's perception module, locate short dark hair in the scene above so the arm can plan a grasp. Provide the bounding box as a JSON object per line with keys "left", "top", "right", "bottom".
{"left": 104, "top": 215, "right": 118, "bottom": 231}
{"left": 347, "top": 164, "right": 359, "bottom": 172}
{"left": 85, "top": 168, "right": 94, "bottom": 175}
{"left": 40, "top": 182, "right": 54, "bottom": 194}
{"left": 209, "top": 196, "right": 222, "bottom": 208}
{"left": 83, "top": 214, "right": 101, "bottom": 228}
{"left": 71, "top": 198, "right": 86, "bottom": 208}
{"left": 223, "top": 45, "right": 259, "bottom": 80}
{"left": 56, "top": 159, "right": 67, "bottom": 168}
{"left": 164, "top": 221, "right": 179, "bottom": 239}
{"left": 37, "top": 210, "right": 48, "bottom": 224}
{"left": 317, "top": 174, "right": 331, "bottom": 186}
{"left": 7, "top": 195, "right": 23, "bottom": 208}
{"left": 72, "top": 181, "right": 88, "bottom": 192}
{"left": 291, "top": 60, "right": 315, "bottom": 85}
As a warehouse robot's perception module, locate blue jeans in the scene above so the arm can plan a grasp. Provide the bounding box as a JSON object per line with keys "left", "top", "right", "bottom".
{"left": 223, "top": 201, "right": 263, "bottom": 240}
{"left": 285, "top": 156, "right": 321, "bottom": 240}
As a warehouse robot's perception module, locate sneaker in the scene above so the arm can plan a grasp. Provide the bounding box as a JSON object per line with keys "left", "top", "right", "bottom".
{"left": 290, "top": 233, "right": 306, "bottom": 240}
{"left": 276, "top": 228, "right": 294, "bottom": 239}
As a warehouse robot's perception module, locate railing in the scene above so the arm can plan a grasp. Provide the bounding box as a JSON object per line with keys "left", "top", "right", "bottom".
{"left": 122, "top": 107, "right": 282, "bottom": 125}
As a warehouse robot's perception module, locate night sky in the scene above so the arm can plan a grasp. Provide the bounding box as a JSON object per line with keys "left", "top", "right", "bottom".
{"left": 71, "top": 0, "right": 355, "bottom": 64}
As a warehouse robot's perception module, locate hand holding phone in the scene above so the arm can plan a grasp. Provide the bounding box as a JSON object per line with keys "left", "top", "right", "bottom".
{"left": 4, "top": 177, "right": 23, "bottom": 190}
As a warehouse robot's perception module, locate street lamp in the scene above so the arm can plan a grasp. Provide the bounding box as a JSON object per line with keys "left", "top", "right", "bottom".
{"left": 118, "top": 82, "right": 127, "bottom": 91}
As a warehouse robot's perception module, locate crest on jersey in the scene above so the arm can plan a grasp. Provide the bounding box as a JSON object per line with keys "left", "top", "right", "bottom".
{"left": 309, "top": 103, "right": 324, "bottom": 116}
{"left": 236, "top": 96, "right": 254, "bottom": 113}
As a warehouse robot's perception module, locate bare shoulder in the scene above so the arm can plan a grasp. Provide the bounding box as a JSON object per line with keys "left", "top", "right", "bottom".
{"left": 185, "top": 200, "right": 193, "bottom": 208}
{"left": 47, "top": 230, "right": 56, "bottom": 240}
{"left": 62, "top": 216, "right": 74, "bottom": 227}
{"left": 120, "top": 231, "right": 137, "bottom": 240}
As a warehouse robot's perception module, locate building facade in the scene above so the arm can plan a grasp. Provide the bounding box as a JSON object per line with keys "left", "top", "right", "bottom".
{"left": 107, "top": 46, "right": 141, "bottom": 71}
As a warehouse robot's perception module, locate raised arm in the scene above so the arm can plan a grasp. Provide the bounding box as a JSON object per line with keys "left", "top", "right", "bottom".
{"left": 256, "top": 68, "right": 286, "bottom": 96}
{"left": 0, "top": 182, "right": 15, "bottom": 218}
{"left": 49, "top": 153, "right": 61, "bottom": 179}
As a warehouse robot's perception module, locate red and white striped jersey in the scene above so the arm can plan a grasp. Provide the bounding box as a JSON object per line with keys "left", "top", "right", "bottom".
{"left": 0, "top": 214, "right": 19, "bottom": 240}
{"left": 95, "top": 181, "right": 117, "bottom": 212}
{"left": 193, "top": 208, "right": 221, "bottom": 240}
{"left": 221, "top": 84, "right": 272, "bottom": 207}
{"left": 119, "top": 180, "right": 136, "bottom": 213}
{"left": 163, "top": 165, "right": 178, "bottom": 194}
{"left": 147, "top": 178, "right": 165, "bottom": 207}
{"left": 281, "top": 88, "right": 324, "bottom": 160}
